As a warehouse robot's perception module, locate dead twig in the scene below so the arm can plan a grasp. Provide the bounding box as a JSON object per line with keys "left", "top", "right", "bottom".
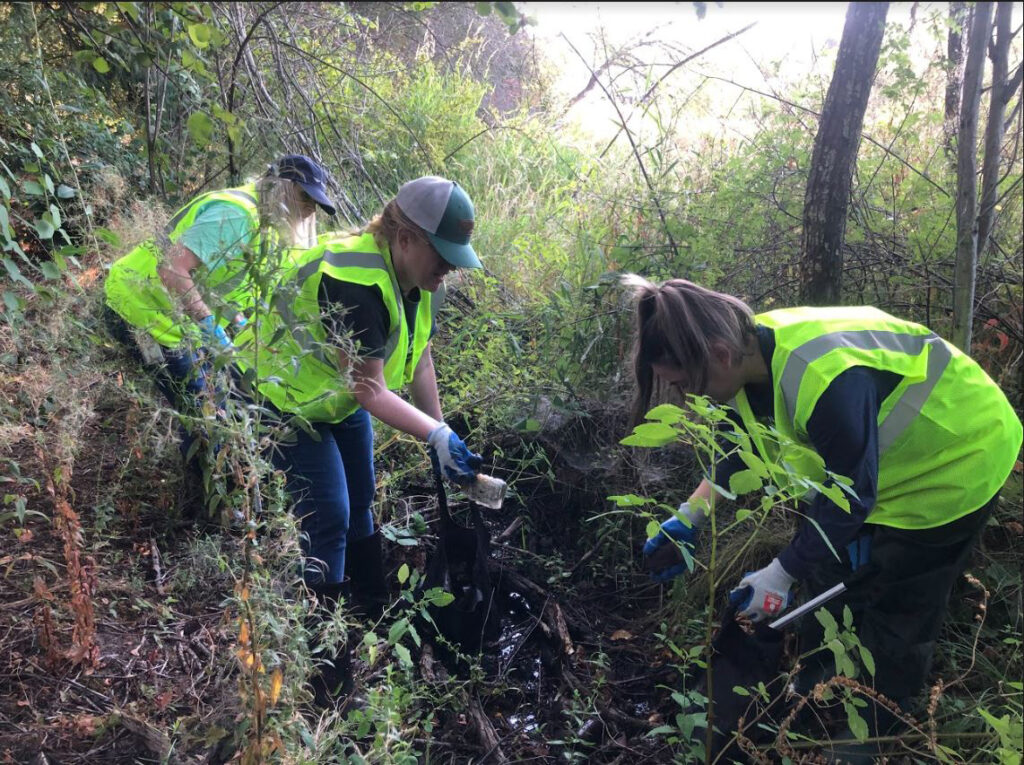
{"left": 148, "top": 537, "right": 165, "bottom": 596}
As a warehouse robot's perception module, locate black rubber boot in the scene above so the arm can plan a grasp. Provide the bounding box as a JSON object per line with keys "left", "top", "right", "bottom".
{"left": 178, "top": 453, "right": 208, "bottom": 525}
{"left": 346, "top": 531, "right": 389, "bottom": 621}
{"left": 306, "top": 580, "right": 353, "bottom": 710}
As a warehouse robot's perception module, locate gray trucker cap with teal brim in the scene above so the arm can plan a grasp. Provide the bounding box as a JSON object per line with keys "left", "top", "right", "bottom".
{"left": 396, "top": 176, "right": 482, "bottom": 269}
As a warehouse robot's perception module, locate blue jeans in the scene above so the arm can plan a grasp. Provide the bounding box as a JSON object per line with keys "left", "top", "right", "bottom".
{"left": 158, "top": 346, "right": 224, "bottom": 461}
{"left": 272, "top": 409, "right": 376, "bottom": 585}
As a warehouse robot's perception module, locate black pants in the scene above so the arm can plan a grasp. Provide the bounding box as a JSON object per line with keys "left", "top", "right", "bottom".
{"left": 795, "top": 495, "right": 996, "bottom": 702}
{"left": 104, "top": 306, "right": 220, "bottom": 459}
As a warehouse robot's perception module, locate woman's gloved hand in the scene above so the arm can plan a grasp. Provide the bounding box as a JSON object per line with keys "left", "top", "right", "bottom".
{"left": 729, "top": 558, "right": 795, "bottom": 622}
{"left": 427, "top": 423, "right": 482, "bottom": 484}
{"left": 198, "top": 315, "right": 232, "bottom": 349}
{"left": 642, "top": 501, "right": 703, "bottom": 582}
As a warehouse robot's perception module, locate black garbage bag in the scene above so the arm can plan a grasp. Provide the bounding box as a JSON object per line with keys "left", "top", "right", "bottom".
{"left": 419, "top": 474, "right": 500, "bottom": 665}
{"left": 687, "top": 603, "right": 788, "bottom": 762}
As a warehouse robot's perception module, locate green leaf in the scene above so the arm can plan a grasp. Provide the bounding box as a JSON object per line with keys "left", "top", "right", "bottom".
{"left": 393, "top": 642, "right": 412, "bottom": 667}
{"left": 188, "top": 23, "right": 212, "bottom": 48}
{"left": 22, "top": 180, "right": 44, "bottom": 196}
{"left": 3, "top": 258, "right": 33, "bottom": 287}
{"left": 859, "top": 645, "right": 875, "bottom": 677}
{"left": 397, "top": 563, "right": 409, "bottom": 584}
{"left": 620, "top": 421, "right": 677, "bottom": 447}
{"left": 843, "top": 702, "right": 869, "bottom": 741}
{"left": 738, "top": 450, "right": 768, "bottom": 477}
{"left": 387, "top": 617, "right": 409, "bottom": 645}
{"left": 48, "top": 205, "right": 61, "bottom": 230}
{"left": 187, "top": 111, "right": 214, "bottom": 147}
{"left": 608, "top": 493, "right": 650, "bottom": 507}
{"left": 475, "top": 2, "right": 492, "bottom": 15}
{"left": 0, "top": 206, "right": 9, "bottom": 239}
{"left": 92, "top": 56, "right": 111, "bottom": 73}
{"left": 734, "top": 509, "right": 752, "bottom": 522}
{"left": 35, "top": 218, "right": 55, "bottom": 239}
{"left": 728, "top": 469, "right": 762, "bottom": 496}
{"left": 423, "top": 587, "right": 454, "bottom": 607}
{"left": 731, "top": 685, "right": 750, "bottom": 696}
{"left": 645, "top": 403, "right": 686, "bottom": 423}
{"left": 56, "top": 184, "right": 76, "bottom": 199}
{"left": 30, "top": 142, "right": 44, "bottom": 159}
{"left": 645, "top": 519, "right": 661, "bottom": 539}
{"left": 816, "top": 608, "right": 839, "bottom": 640}
{"left": 0, "top": 177, "right": 9, "bottom": 200}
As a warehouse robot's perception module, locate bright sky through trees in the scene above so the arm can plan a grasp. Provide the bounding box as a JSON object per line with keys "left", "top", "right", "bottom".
{"left": 522, "top": 1, "right": 877, "bottom": 137}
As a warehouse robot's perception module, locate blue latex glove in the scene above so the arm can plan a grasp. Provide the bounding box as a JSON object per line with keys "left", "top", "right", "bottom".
{"left": 846, "top": 535, "right": 871, "bottom": 571}
{"left": 198, "top": 315, "right": 232, "bottom": 349}
{"left": 427, "top": 423, "right": 483, "bottom": 484}
{"left": 642, "top": 502, "right": 702, "bottom": 582}
{"left": 729, "top": 558, "right": 796, "bottom": 623}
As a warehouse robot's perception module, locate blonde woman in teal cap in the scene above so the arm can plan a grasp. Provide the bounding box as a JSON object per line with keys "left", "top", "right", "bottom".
{"left": 236, "top": 176, "right": 484, "bottom": 708}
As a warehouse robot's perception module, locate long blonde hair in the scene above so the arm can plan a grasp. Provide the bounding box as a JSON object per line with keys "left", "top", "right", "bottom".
{"left": 625, "top": 274, "right": 756, "bottom": 426}
{"left": 256, "top": 175, "right": 317, "bottom": 247}
{"left": 363, "top": 198, "right": 429, "bottom": 252}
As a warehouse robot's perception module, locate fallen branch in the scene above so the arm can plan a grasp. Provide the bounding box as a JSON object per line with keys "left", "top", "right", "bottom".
{"left": 468, "top": 694, "right": 507, "bottom": 763}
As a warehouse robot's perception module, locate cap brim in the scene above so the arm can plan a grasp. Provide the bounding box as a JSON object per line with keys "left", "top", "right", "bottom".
{"left": 428, "top": 233, "right": 481, "bottom": 269}
{"left": 300, "top": 183, "right": 337, "bottom": 216}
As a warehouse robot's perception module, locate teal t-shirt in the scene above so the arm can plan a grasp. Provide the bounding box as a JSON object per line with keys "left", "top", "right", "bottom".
{"left": 175, "top": 201, "right": 253, "bottom": 271}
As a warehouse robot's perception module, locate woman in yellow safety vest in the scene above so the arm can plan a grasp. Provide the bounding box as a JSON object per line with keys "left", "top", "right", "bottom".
{"left": 626, "top": 276, "right": 1021, "bottom": 759}
{"left": 104, "top": 155, "right": 335, "bottom": 481}
{"left": 235, "top": 176, "right": 484, "bottom": 708}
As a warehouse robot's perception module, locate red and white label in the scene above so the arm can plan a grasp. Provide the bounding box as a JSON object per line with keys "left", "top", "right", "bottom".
{"left": 763, "top": 593, "right": 784, "bottom": 614}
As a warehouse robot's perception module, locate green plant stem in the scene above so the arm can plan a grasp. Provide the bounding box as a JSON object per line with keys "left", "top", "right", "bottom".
{"left": 704, "top": 460, "right": 718, "bottom": 765}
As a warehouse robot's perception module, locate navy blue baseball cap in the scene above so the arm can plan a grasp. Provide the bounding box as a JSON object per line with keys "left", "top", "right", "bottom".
{"left": 396, "top": 176, "right": 481, "bottom": 269}
{"left": 270, "top": 154, "right": 337, "bottom": 216}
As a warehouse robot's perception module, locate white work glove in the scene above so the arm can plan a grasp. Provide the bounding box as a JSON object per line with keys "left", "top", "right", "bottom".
{"left": 730, "top": 558, "right": 795, "bottom": 622}
{"left": 426, "top": 423, "right": 482, "bottom": 484}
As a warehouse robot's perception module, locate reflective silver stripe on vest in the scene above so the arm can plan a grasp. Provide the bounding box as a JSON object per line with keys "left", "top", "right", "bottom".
{"left": 876, "top": 335, "right": 951, "bottom": 453}
{"left": 165, "top": 188, "right": 257, "bottom": 234}
{"left": 323, "top": 249, "right": 389, "bottom": 272}
{"left": 322, "top": 249, "right": 404, "bottom": 361}
{"left": 296, "top": 255, "right": 324, "bottom": 286}
{"left": 779, "top": 329, "right": 952, "bottom": 455}
{"left": 269, "top": 253, "right": 328, "bottom": 364}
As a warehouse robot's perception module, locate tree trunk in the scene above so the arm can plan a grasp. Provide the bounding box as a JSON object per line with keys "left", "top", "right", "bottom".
{"left": 976, "top": 2, "right": 1013, "bottom": 261}
{"left": 952, "top": 1, "right": 994, "bottom": 352}
{"left": 799, "top": 2, "right": 889, "bottom": 306}
{"left": 943, "top": 2, "right": 968, "bottom": 166}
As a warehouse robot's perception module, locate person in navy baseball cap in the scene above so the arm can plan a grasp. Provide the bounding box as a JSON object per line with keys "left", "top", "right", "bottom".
{"left": 270, "top": 154, "right": 337, "bottom": 216}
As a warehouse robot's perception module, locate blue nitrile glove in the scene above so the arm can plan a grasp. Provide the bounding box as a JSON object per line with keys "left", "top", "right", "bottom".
{"left": 427, "top": 423, "right": 483, "bottom": 485}
{"left": 642, "top": 501, "right": 703, "bottom": 582}
{"left": 198, "top": 315, "right": 231, "bottom": 349}
{"left": 846, "top": 535, "right": 871, "bottom": 571}
{"left": 729, "top": 558, "right": 796, "bottom": 623}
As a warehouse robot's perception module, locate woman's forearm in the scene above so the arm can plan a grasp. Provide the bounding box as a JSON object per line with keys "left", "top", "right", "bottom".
{"left": 354, "top": 385, "right": 439, "bottom": 440}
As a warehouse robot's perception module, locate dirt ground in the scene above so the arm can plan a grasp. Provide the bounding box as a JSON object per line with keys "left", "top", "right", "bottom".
{"left": 2, "top": 354, "right": 1021, "bottom": 763}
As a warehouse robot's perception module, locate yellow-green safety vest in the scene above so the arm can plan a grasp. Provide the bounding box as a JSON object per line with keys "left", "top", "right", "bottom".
{"left": 235, "top": 231, "right": 443, "bottom": 423}
{"left": 731, "top": 306, "right": 1022, "bottom": 529}
{"left": 104, "top": 185, "right": 260, "bottom": 347}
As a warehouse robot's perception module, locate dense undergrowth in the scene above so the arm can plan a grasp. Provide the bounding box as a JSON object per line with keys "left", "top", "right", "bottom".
{"left": 1, "top": 2, "right": 1022, "bottom": 763}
